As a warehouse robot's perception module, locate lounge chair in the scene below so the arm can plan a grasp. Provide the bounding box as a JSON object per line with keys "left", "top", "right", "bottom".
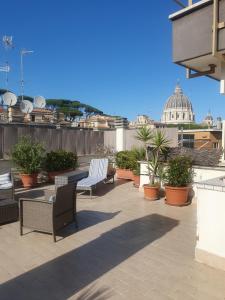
{"left": 77, "top": 158, "right": 109, "bottom": 197}
{"left": 19, "top": 183, "right": 77, "bottom": 242}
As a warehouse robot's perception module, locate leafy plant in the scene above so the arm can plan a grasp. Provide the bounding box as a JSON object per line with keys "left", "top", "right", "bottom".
{"left": 147, "top": 131, "right": 170, "bottom": 185}
{"left": 135, "top": 126, "right": 153, "bottom": 160}
{"left": 95, "top": 144, "right": 116, "bottom": 163}
{"left": 165, "top": 155, "right": 193, "bottom": 187}
{"left": 132, "top": 164, "right": 140, "bottom": 176}
{"left": 115, "top": 151, "right": 137, "bottom": 170}
{"left": 130, "top": 147, "right": 146, "bottom": 161}
{"left": 12, "top": 136, "right": 45, "bottom": 174}
{"left": 44, "top": 150, "right": 78, "bottom": 172}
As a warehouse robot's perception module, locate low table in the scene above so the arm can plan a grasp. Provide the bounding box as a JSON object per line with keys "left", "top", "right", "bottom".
{"left": 55, "top": 169, "right": 89, "bottom": 189}
{"left": 0, "top": 198, "right": 18, "bottom": 225}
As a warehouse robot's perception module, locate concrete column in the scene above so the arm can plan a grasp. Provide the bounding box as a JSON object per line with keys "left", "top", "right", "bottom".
{"left": 222, "top": 120, "right": 225, "bottom": 162}
{"left": 116, "top": 127, "right": 126, "bottom": 152}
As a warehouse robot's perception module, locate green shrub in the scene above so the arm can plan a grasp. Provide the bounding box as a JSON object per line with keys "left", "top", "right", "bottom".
{"left": 132, "top": 165, "right": 140, "bottom": 176}
{"left": 165, "top": 155, "right": 193, "bottom": 187}
{"left": 115, "top": 151, "right": 135, "bottom": 170}
{"left": 130, "top": 147, "right": 146, "bottom": 161}
{"left": 44, "top": 150, "right": 78, "bottom": 172}
{"left": 12, "top": 136, "right": 45, "bottom": 174}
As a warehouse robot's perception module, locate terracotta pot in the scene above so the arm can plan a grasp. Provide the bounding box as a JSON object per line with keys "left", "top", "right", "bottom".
{"left": 48, "top": 170, "right": 72, "bottom": 182}
{"left": 133, "top": 174, "right": 140, "bottom": 188}
{"left": 20, "top": 174, "right": 38, "bottom": 188}
{"left": 144, "top": 184, "right": 160, "bottom": 200}
{"left": 116, "top": 168, "right": 133, "bottom": 180}
{"left": 165, "top": 186, "right": 190, "bottom": 206}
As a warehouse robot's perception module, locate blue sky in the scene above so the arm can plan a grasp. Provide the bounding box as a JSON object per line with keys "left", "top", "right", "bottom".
{"left": 0, "top": 0, "right": 224, "bottom": 122}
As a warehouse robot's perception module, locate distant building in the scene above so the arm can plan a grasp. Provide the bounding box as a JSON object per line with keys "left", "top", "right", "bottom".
{"left": 78, "top": 115, "right": 117, "bottom": 129}
{"left": 30, "top": 108, "right": 54, "bottom": 123}
{"left": 178, "top": 129, "right": 222, "bottom": 149}
{"left": 202, "top": 111, "right": 214, "bottom": 127}
{"left": 161, "top": 83, "right": 195, "bottom": 124}
{"left": 129, "top": 115, "right": 165, "bottom": 129}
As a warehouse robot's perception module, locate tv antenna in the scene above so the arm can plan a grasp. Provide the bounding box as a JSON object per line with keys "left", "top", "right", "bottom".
{"left": 34, "top": 96, "right": 46, "bottom": 108}
{"left": 2, "top": 35, "right": 13, "bottom": 90}
{"left": 20, "top": 49, "right": 34, "bottom": 102}
{"left": 20, "top": 99, "right": 33, "bottom": 114}
{"left": 2, "top": 92, "right": 17, "bottom": 106}
{"left": 1, "top": 91, "right": 17, "bottom": 122}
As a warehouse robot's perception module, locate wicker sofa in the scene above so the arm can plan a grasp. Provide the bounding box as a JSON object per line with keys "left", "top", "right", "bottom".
{"left": 0, "top": 170, "right": 18, "bottom": 225}
{"left": 19, "top": 183, "right": 77, "bottom": 242}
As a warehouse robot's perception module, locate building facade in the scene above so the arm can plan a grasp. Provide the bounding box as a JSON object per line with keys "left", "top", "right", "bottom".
{"left": 129, "top": 115, "right": 166, "bottom": 129}
{"left": 178, "top": 129, "right": 222, "bottom": 150}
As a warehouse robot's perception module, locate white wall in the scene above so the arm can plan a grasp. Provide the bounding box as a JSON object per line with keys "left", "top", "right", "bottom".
{"left": 140, "top": 162, "right": 225, "bottom": 191}
{"left": 140, "top": 162, "right": 225, "bottom": 184}
{"left": 196, "top": 188, "right": 225, "bottom": 258}
{"left": 195, "top": 186, "right": 225, "bottom": 271}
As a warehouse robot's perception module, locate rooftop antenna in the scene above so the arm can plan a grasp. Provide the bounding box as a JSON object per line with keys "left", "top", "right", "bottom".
{"left": 2, "top": 35, "right": 13, "bottom": 90}
{"left": 20, "top": 49, "right": 33, "bottom": 102}
{"left": 173, "top": 0, "right": 186, "bottom": 8}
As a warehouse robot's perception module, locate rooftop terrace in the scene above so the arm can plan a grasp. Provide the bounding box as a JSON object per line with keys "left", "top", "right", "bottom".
{"left": 0, "top": 181, "right": 225, "bottom": 300}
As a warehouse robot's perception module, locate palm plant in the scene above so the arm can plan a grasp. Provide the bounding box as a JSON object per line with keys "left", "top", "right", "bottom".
{"left": 147, "top": 131, "right": 170, "bottom": 185}
{"left": 135, "top": 126, "right": 153, "bottom": 160}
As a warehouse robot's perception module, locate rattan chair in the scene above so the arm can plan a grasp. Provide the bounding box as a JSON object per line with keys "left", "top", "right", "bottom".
{"left": 0, "top": 170, "right": 15, "bottom": 200}
{"left": 19, "top": 183, "right": 77, "bottom": 242}
{"left": 0, "top": 170, "right": 18, "bottom": 225}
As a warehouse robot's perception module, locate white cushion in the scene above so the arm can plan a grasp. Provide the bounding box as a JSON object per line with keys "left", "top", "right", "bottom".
{"left": 0, "top": 182, "right": 13, "bottom": 189}
{"left": 0, "top": 173, "right": 11, "bottom": 185}
{"left": 48, "top": 195, "right": 56, "bottom": 203}
{"left": 77, "top": 176, "right": 105, "bottom": 188}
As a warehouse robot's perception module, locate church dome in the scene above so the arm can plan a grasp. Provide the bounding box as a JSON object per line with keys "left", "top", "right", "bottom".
{"left": 164, "top": 84, "right": 193, "bottom": 110}
{"left": 161, "top": 82, "right": 195, "bottom": 125}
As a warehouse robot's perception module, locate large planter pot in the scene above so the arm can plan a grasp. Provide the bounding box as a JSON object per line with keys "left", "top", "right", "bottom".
{"left": 20, "top": 174, "right": 38, "bottom": 189}
{"left": 165, "top": 186, "right": 190, "bottom": 206}
{"left": 48, "top": 170, "right": 72, "bottom": 183}
{"left": 144, "top": 184, "right": 160, "bottom": 201}
{"left": 116, "top": 168, "right": 133, "bottom": 180}
{"left": 133, "top": 174, "right": 140, "bottom": 188}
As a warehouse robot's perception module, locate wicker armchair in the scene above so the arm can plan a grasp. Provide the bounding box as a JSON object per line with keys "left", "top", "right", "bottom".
{"left": 19, "top": 183, "right": 77, "bottom": 242}
{"left": 0, "top": 170, "right": 15, "bottom": 200}
{"left": 0, "top": 170, "right": 18, "bottom": 225}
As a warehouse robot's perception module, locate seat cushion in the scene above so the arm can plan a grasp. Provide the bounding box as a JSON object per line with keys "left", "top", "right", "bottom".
{"left": 77, "top": 176, "right": 105, "bottom": 188}
{"left": 0, "top": 182, "right": 13, "bottom": 190}
{"left": 0, "top": 173, "right": 10, "bottom": 183}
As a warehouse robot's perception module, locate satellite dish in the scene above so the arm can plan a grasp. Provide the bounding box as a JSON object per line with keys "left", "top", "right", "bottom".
{"left": 34, "top": 96, "right": 46, "bottom": 108}
{"left": 2, "top": 92, "right": 17, "bottom": 106}
{"left": 20, "top": 100, "right": 33, "bottom": 114}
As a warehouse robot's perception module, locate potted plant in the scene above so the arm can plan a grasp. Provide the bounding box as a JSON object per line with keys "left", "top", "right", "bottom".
{"left": 96, "top": 144, "right": 116, "bottom": 177}
{"left": 44, "top": 150, "right": 78, "bottom": 182}
{"left": 12, "top": 136, "right": 45, "bottom": 188}
{"left": 135, "top": 126, "right": 152, "bottom": 160}
{"left": 132, "top": 166, "right": 140, "bottom": 188}
{"left": 130, "top": 147, "right": 145, "bottom": 186}
{"left": 164, "top": 155, "right": 193, "bottom": 206}
{"left": 143, "top": 131, "right": 169, "bottom": 200}
{"left": 115, "top": 151, "right": 136, "bottom": 180}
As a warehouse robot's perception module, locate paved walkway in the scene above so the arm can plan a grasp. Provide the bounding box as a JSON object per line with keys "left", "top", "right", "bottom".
{"left": 0, "top": 181, "right": 225, "bottom": 300}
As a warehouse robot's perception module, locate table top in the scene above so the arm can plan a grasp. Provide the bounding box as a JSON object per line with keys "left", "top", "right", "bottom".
{"left": 55, "top": 169, "right": 88, "bottom": 178}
